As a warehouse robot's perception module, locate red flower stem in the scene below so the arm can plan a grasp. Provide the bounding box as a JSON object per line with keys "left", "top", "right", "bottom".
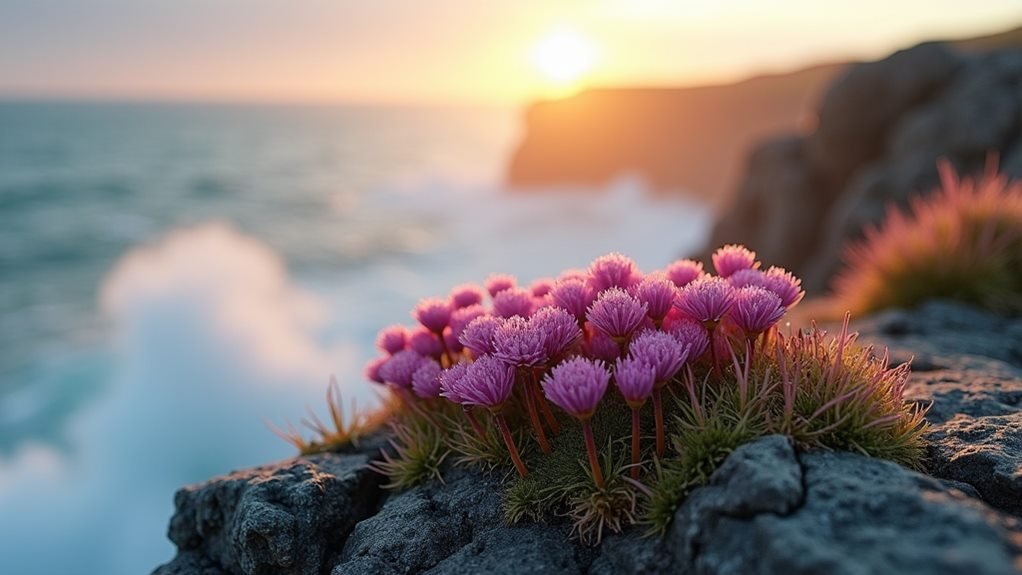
{"left": 521, "top": 375, "right": 551, "bottom": 453}
{"left": 708, "top": 326, "right": 719, "bottom": 376}
{"left": 464, "top": 406, "right": 485, "bottom": 439}
{"left": 653, "top": 387, "right": 666, "bottom": 458}
{"left": 495, "top": 413, "right": 528, "bottom": 477}
{"left": 630, "top": 406, "right": 642, "bottom": 480}
{"left": 530, "top": 369, "right": 560, "bottom": 434}
{"left": 436, "top": 331, "right": 451, "bottom": 368}
{"left": 581, "top": 420, "right": 605, "bottom": 489}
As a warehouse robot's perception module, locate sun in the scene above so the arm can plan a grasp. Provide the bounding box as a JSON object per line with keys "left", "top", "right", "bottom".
{"left": 531, "top": 27, "right": 597, "bottom": 87}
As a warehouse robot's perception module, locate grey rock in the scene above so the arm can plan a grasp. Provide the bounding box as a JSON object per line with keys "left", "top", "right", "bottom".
{"left": 156, "top": 453, "right": 383, "bottom": 575}
{"left": 856, "top": 301, "right": 1022, "bottom": 519}
{"left": 669, "top": 436, "right": 1022, "bottom": 575}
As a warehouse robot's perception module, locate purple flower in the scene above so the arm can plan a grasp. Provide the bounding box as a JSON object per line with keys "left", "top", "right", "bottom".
{"left": 664, "top": 259, "right": 704, "bottom": 288}
{"left": 529, "top": 278, "right": 555, "bottom": 298}
{"left": 458, "top": 355, "right": 516, "bottom": 410}
{"left": 364, "top": 357, "right": 387, "bottom": 384}
{"left": 413, "top": 298, "right": 452, "bottom": 333}
{"left": 712, "top": 244, "right": 759, "bottom": 278}
{"left": 408, "top": 327, "right": 443, "bottom": 359}
{"left": 632, "top": 273, "right": 679, "bottom": 323}
{"left": 585, "top": 328, "right": 622, "bottom": 362}
{"left": 587, "top": 252, "right": 641, "bottom": 292}
{"left": 492, "top": 316, "right": 548, "bottom": 367}
{"left": 439, "top": 362, "right": 470, "bottom": 403}
{"left": 378, "top": 349, "right": 427, "bottom": 389}
{"left": 675, "top": 277, "right": 736, "bottom": 326}
{"left": 530, "top": 306, "right": 583, "bottom": 359}
{"left": 549, "top": 278, "right": 596, "bottom": 323}
{"left": 542, "top": 357, "right": 610, "bottom": 420}
{"left": 375, "top": 325, "right": 407, "bottom": 355}
{"left": 629, "top": 329, "right": 686, "bottom": 384}
{"left": 729, "top": 286, "right": 785, "bottom": 336}
{"left": 449, "top": 283, "right": 486, "bottom": 309}
{"left": 669, "top": 318, "right": 711, "bottom": 360}
{"left": 484, "top": 273, "right": 517, "bottom": 297}
{"left": 411, "top": 359, "right": 443, "bottom": 398}
{"left": 763, "top": 266, "right": 805, "bottom": 308}
{"left": 459, "top": 315, "right": 502, "bottom": 356}
{"left": 493, "top": 288, "right": 534, "bottom": 318}
{"left": 449, "top": 305, "right": 487, "bottom": 339}
{"left": 727, "top": 268, "right": 768, "bottom": 289}
{"left": 587, "top": 287, "right": 647, "bottom": 339}
{"left": 614, "top": 356, "right": 656, "bottom": 407}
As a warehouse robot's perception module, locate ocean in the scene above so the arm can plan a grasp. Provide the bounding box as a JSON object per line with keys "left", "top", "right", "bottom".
{"left": 0, "top": 100, "right": 711, "bottom": 574}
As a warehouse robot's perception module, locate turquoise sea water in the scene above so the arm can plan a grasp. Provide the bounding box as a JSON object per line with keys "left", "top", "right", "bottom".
{"left": 0, "top": 101, "right": 711, "bottom": 574}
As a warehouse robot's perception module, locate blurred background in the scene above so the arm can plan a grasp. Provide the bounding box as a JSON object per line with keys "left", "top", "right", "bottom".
{"left": 1, "top": 1, "right": 1020, "bottom": 573}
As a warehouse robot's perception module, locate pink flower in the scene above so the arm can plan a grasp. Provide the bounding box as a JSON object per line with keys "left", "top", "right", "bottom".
{"left": 484, "top": 273, "right": 517, "bottom": 297}
{"left": 664, "top": 259, "right": 704, "bottom": 288}
{"left": 413, "top": 298, "right": 452, "bottom": 333}
{"left": 530, "top": 306, "right": 583, "bottom": 359}
{"left": 492, "top": 316, "right": 548, "bottom": 367}
{"left": 411, "top": 359, "right": 443, "bottom": 398}
{"left": 729, "top": 286, "right": 785, "bottom": 336}
{"left": 587, "top": 287, "right": 647, "bottom": 339}
{"left": 669, "top": 318, "right": 711, "bottom": 360}
{"left": 629, "top": 329, "right": 686, "bottom": 383}
{"left": 675, "top": 277, "right": 736, "bottom": 326}
{"left": 364, "top": 357, "right": 387, "bottom": 384}
{"left": 614, "top": 356, "right": 656, "bottom": 407}
{"left": 493, "top": 288, "right": 534, "bottom": 318}
{"left": 763, "top": 266, "right": 805, "bottom": 308}
{"left": 438, "top": 362, "right": 470, "bottom": 404}
{"left": 712, "top": 244, "right": 759, "bottom": 278}
{"left": 632, "top": 273, "right": 679, "bottom": 323}
{"left": 529, "top": 278, "right": 555, "bottom": 298}
{"left": 727, "top": 268, "right": 768, "bottom": 289}
{"left": 408, "top": 327, "right": 443, "bottom": 359}
{"left": 587, "top": 252, "right": 642, "bottom": 292}
{"left": 375, "top": 325, "right": 407, "bottom": 355}
{"left": 459, "top": 315, "right": 502, "bottom": 356}
{"left": 549, "top": 278, "right": 596, "bottom": 324}
{"left": 458, "top": 355, "right": 516, "bottom": 410}
{"left": 542, "top": 357, "right": 610, "bottom": 420}
{"left": 378, "top": 349, "right": 427, "bottom": 389}
{"left": 449, "top": 283, "right": 486, "bottom": 309}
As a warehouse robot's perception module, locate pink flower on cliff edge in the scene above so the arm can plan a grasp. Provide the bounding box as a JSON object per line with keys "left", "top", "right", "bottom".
{"left": 632, "top": 273, "right": 679, "bottom": 324}
{"left": 712, "top": 244, "right": 759, "bottom": 278}
{"left": 493, "top": 288, "right": 534, "bottom": 318}
{"left": 449, "top": 283, "right": 486, "bottom": 309}
{"left": 413, "top": 298, "right": 452, "bottom": 333}
{"left": 484, "top": 273, "right": 517, "bottom": 297}
{"left": 614, "top": 356, "right": 656, "bottom": 407}
{"left": 729, "top": 286, "right": 785, "bottom": 337}
{"left": 664, "top": 259, "right": 704, "bottom": 289}
{"left": 675, "top": 277, "right": 736, "bottom": 327}
{"left": 542, "top": 357, "right": 610, "bottom": 420}
{"left": 588, "top": 252, "right": 641, "bottom": 292}
{"left": 459, "top": 315, "right": 502, "bottom": 357}
{"left": 458, "top": 355, "right": 516, "bottom": 411}
{"left": 549, "top": 278, "right": 596, "bottom": 324}
{"left": 492, "top": 315, "right": 548, "bottom": 367}
{"left": 763, "top": 266, "right": 805, "bottom": 308}
{"left": 530, "top": 306, "right": 583, "bottom": 359}
{"left": 587, "top": 287, "right": 647, "bottom": 340}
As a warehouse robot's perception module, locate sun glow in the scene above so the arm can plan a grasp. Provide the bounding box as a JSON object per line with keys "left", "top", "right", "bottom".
{"left": 531, "top": 27, "right": 597, "bottom": 88}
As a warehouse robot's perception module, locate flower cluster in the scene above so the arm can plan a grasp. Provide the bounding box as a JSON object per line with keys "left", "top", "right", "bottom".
{"left": 366, "top": 248, "right": 804, "bottom": 482}
{"left": 355, "top": 245, "right": 924, "bottom": 542}
{"left": 834, "top": 159, "right": 1022, "bottom": 314}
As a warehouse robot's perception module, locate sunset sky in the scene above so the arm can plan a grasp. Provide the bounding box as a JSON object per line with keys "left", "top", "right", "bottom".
{"left": 1, "top": 0, "right": 1019, "bottom": 104}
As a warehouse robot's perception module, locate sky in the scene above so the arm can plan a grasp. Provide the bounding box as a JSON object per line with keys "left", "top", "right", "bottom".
{"left": 1, "top": 0, "right": 1020, "bottom": 105}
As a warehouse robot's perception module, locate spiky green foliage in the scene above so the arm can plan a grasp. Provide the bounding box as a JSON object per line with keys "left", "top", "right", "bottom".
{"left": 834, "top": 159, "right": 1022, "bottom": 314}
{"left": 369, "top": 413, "right": 449, "bottom": 490}
{"left": 271, "top": 377, "right": 391, "bottom": 455}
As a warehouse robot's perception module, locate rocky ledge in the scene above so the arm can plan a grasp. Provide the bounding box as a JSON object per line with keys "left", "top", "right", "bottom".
{"left": 155, "top": 300, "right": 1022, "bottom": 575}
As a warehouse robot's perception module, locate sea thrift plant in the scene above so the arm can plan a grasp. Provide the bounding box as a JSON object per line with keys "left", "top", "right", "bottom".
{"left": 834, "top": 159, "right": 1022, "bottom": 314}
{"left": 298, "top": 245, "right": 928, "bottom": 544}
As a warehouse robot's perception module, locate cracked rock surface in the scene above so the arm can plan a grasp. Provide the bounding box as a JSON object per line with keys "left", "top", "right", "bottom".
{"left": 155, "top": 301, "right": 1022, "bottom": 575}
